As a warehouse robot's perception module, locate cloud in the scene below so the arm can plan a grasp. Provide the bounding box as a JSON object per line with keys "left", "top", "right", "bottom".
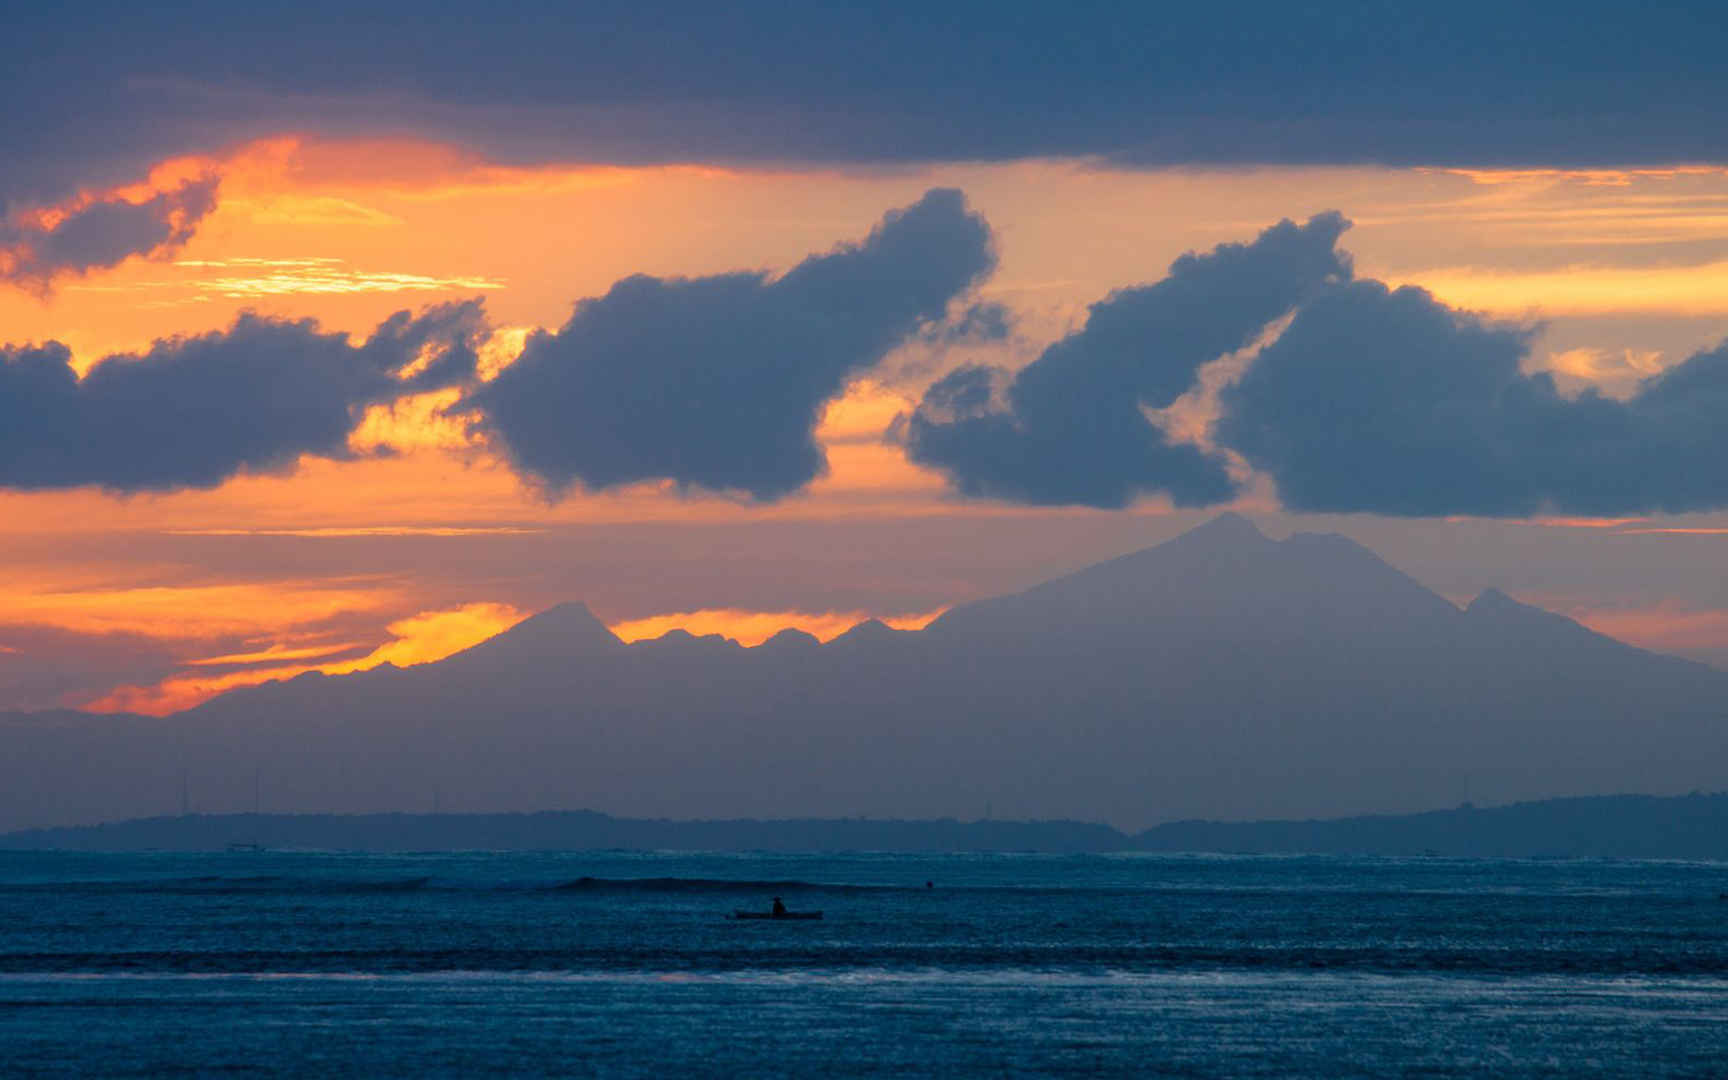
{"left": 8, "top": 4, "right": 1728, "bottom": 216}
{"left": 466, "top": 188, "right": 995, "bottom": 500}
{"left": 0, "top": 579, "right": 409, "bottom": 640}
{"left": 0, "top": 300, "right": 484, "bottom": 492}
{"left": 899, "top": 214, "right": 1352, "bottom": 508}
{"left": 67, "top": 256, "right": 507, "bottom": 300}
{"left": 1389, "top": 261, "right": 1728, "bottom": 319}
{"left": 608, "top": 607, "right": 945, "bottom": 646}
{"left": 82, "top": 601, "right": 527, "bottom": 715}
{"left": 1215, "top": 280, "right": 1728, "bottom": 517}
{"left": 1, "top": 176, "right": 218, "bottom": 288}
{"left": 164, "top": 526, "right": 543, "bottom": 538}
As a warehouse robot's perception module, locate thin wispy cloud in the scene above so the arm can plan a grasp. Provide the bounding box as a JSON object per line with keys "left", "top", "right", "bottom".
{"left": 84, "top": 601, "right": 527, "bottom": 715}
{"left": 165, "top": 526, "right": 544, "bottom": 537}
{"left": 66, "top": 256, "right": 503, "bottom": 301}
{"left": 184, "top": 641, "right": 365, "bottom": 667}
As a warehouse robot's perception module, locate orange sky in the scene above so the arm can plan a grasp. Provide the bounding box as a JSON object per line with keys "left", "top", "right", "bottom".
{"left": 7, "top": 138, "right": 1728, "bottom": 712}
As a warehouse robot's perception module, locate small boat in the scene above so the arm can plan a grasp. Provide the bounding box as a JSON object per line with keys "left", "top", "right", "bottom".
{"left": 731, "top": 910, "right": 823, "bottom": 920}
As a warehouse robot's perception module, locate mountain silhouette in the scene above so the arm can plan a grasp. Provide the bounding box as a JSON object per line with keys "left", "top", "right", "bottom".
{"left": 436, "top": 601, "right": 621, "bottom": 675}
{"left": 3, "top": 515, "right": 1725, "bottom": 830}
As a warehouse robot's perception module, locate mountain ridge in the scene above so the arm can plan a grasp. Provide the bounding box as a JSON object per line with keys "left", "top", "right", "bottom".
{"left": 4, "top": 515, "right": 1725, "bottom": 831}
{"left": 7, "top": 789, "right": 1728, "bottom": 860}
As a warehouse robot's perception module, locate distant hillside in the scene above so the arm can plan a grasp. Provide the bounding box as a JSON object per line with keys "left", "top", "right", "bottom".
{"left": 6, "top": 792, "right": 1728, "bottom": 858}
{"left": 1135, "top": 792, "right": 1728, "bottom": 860}
{"left": 0, "top": 811, "right": 1122, "bottom": 854}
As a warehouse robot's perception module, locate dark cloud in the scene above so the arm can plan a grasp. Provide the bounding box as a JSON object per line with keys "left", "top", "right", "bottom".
{"left": 1216, "top": 281, "right": 1728, "bottom": 517}
{"left": 7, "top": 2, "right": 1728, "bottom": 214}
{"left": 466, "top": 188, "right": 994, "bottom": 500}
{"left": 918, "top": 301, "right": 1013, "bottom": 347}
{"left": 1, "top": 177, "right": 219, "bottom": 288}
{"left": 900, "top": 214, "right": 1352, "bottom": 508}
{"left": 0, "top": 301, "right": 483, "bottom": 492}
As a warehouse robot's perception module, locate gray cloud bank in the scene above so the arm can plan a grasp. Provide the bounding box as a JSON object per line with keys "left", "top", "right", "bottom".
{"left": 6, "top": 1, "right": 1728, "bottom": 215}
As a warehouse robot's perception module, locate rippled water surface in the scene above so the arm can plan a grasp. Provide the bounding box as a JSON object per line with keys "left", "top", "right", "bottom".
{"left": 2, "top": 850, "right": 1726, "bottom": 1076}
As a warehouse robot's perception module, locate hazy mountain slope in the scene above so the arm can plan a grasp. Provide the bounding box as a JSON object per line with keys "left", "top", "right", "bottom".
{"left": 1135, "top": 791, "right": 1728, "bottom": 859}
{"left": 2, "top": 516, "right": 1724, "bottom": 830}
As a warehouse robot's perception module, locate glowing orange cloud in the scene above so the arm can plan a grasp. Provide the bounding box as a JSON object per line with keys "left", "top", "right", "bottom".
{"left": 2, "top": 579, "right": 407, "bottom": 639}
{"left": 1525, "top": 517, "right": 1649, "bottom": 529}
{"left": 164, "top": 526, "right": 543, "bottom": 538}
{"left": 1545, "top": 348, "right": 1667, "bottom": 394}
{"left": 1391, "top": 261, "right": 1728, "bottom": 317}
{"left": 162, "top": 257, "right": 504, "bottom": 297}
{"left": 331, "top": 602, "right": 526, "bottom": 670}
{"left": 1436, "top": 166, "right": 1726, "bottom": 188}
{"left": 348, "top": 388, "right": 477, "bottom": 454}
{"left": 84, "top": 601, "right": 529, "bottom": 715}
{"left": 609, "top": 607, "right": 946, "bottom": 647}
{"left": 185, "top": 642, "right": 365, "bottom": 667}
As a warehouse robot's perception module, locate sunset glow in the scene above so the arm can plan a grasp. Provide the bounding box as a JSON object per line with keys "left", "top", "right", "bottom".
{"left": 15, "top": 10, "right": 1728, "bottom": 1072}
{"left": 81, "top": 601, "right": 529, "bottom": 715}
{"left": 6, "top": 63, "right": 1728, "bottom": 715}
{"left": 609, "top": 608, "right": 947, "bottom": 647}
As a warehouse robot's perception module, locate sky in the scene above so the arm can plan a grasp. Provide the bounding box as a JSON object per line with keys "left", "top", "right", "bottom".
{"left": 6, "top": 1, "right": 1728, "bottom": 715}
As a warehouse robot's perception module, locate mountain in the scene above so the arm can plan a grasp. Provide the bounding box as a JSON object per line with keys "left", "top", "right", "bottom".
{"left": 1134, "top": 791, "right": 1728, "bottom": 859}
{"left": 2, "top": 515, "right": 1725, "bottom": 831}
{"left": 437, "top": 601, "right": 622, "bottom": 673}
{"left": 9, "top": 791, "right": 1728, "bottom": 859}
{"left": 0, "top": 810, "right": 1125, "bottom": 854}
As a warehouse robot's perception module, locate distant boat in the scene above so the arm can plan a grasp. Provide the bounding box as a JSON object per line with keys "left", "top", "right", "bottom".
{"left": 731, "top": 910, "right": 823, "bottom": 920}
{"left": 226, "top": 841, "right": 264, "bottom": 852}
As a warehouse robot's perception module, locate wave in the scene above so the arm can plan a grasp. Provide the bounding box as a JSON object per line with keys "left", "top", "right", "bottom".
{"left": 549, "top": 876, "right": 909, "bottom": 894}
{"left": 0, "top": 875, "right": 432, "bottom": 895}
{"left": 5, "top": 944, "right": 1726, "bottom": 978}
{"left": 0, "top": 874, "right": 915, "bottom": 897}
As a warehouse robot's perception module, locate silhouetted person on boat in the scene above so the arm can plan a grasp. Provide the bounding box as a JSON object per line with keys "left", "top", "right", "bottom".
{"left": 771, "top": 897, "right": 787, "bottom": 916}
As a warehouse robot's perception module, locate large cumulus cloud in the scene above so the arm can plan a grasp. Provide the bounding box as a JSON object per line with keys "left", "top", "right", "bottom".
{"left": 900, "top": 213, "right": 1351, "bottom": 508}
{"left": 0, "top": 301, "right": 482, "bottom": 492}
{"left": 1216, "top": 282, "right": 1728, "bottom": 517}
{"left": 466, "top": 188, "right": 995, "bottom": 500}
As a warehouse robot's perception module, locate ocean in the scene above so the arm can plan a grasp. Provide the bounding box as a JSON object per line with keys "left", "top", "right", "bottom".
{"left": 1, "top": 850, "right": 1725, "bottom": 1076}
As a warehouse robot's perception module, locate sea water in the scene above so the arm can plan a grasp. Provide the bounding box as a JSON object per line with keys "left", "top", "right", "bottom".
{"left": 1, "top": 850, "right": 1725, "bottom": 1076}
